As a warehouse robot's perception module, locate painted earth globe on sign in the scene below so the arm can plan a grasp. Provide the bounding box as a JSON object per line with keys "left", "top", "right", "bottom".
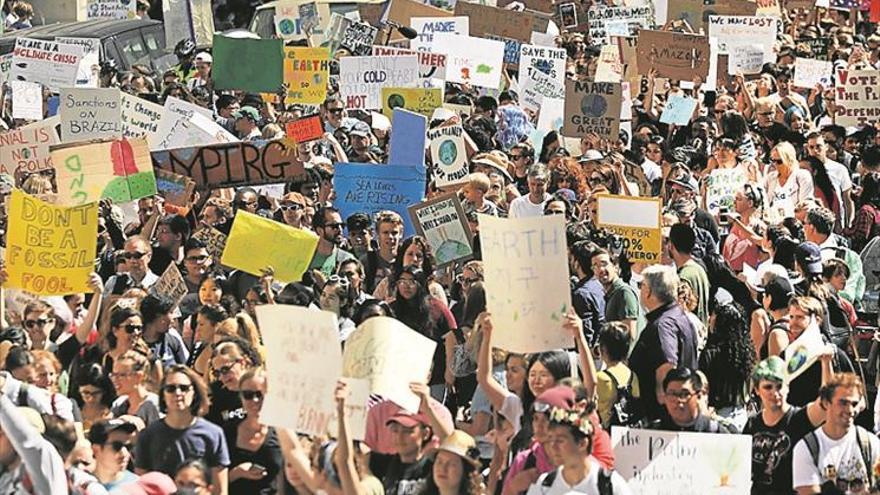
{"left": 438, "top": 139, "right": 458, "bottom": 165}
{"left": 387, "top": 94, "right": 405, "bottom": 110}
{"left": 278, "top": 19, "right": 297, "bottom": 35}
{"left": 580, "top": 94, "right": 608, "bottom": 118}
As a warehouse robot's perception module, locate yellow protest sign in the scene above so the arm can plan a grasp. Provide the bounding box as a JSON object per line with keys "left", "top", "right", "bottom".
{"left": 4, "top": 190, "right": 98, "bottom": 295}
{"left": 284, "top": 47, "right": 330, "bottom": 105}
{"left": 381, "top": 87, "right": 444, "bottom": 119}
{"left": 220, "top": 211, "right": 319, "bottom": 283}
{"left": 596, "top": 194, "right": 662, "bottom": 264}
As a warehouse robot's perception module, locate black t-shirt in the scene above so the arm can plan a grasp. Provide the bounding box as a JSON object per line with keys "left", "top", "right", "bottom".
{"left": 222, "top": 421, "right": 284, "bottom": 495}
{"left": 744, "top": 407, "right": 815, "bottom": 495}
{"left": 382, "top": 455, "right": 433, "bottom": 495}
{"left": 206, "top": 382, "right": 247, "bottom": 427}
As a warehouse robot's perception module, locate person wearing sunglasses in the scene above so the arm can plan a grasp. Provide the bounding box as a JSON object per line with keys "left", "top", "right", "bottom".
{"left": 77, "top": 364, "right": 117, "bottom": 432}
{"left": 309, "top": 206, "right": 356, "bottom": 279}
{"left": 207, "top": 339, "right": 260, "bottom": 429}
{"left": 104, "top": 236, "right": 159, "bottom": 296}
{"left": 276, "top": 192, "right": 310, "bottom": 230}
{"left": 135, "top": 365, "right": 230, "bottom": 494}
{"left": 21, "top": 300, "right": 57, "bottom": 352}
{"left": 763, "top": 141, "right": 814, "bottom": 221}
{"left": 88, "top": 418, "right": 139, "bottom": 490}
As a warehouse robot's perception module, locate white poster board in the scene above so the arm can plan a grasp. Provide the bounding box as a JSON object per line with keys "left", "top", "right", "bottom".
{"left": 707, "top": 16, "right": 779, "bottom": 63}
{"left": 793, "top": 58, "right": 833, "bottom": 89}
{"left": 835, "top": 69, "right": 880, "bottom": 128}
{"left": 11, "top": 81, "right": 42, "bottom": 121}
{"left": 410, "top": 16, "right": 469, "bottom": 50}
{"left": 55, "top": 37, "right": 101, "bottom": 88}
{"left": 431, "top": 33, "right": 505, "bottom": 89}
{"left": 59, "top": 88, "right": 121, "bottom": 142}
{"left": 11, "top": 38, "right": 84, "bottom": 91}
{"left": 427, "top": 125, "right": 468, "bottom": 188}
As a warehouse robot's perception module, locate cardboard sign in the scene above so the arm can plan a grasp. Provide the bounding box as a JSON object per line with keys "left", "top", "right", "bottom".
{"left": 151, "top": 97, "right": 237, "bottom": 151}
{"left": 274, "top": 0, "right": 308, "bottom": 40}
{"left": 384, "top": 0, "right": 452, "bottom": 43}
{"left": 796, "top": 38, "right": 831, "bottom": 59}
{"left": 427, "top": 125, "right": 468, "bottom": 188}
{"left": 372, "top": 45, "right": 448, "bottom": 81}
{"left": 150, "top": 263, "right": 188, "bottom": 307}
{"left": 408, "top": 193, "right": 473, "bottom": 267}
{"left": 285, "top": 115, "right": 324, "bottom": 143}
{"left": 191, "top": 227, "right": 227, "bottom": 260}
{"left": 707, "top": 16, "right": 779, "bottom": 62}
{"left": 563, "top": 80, "right": 622, "bottom": 140}
{"left": 11, "top": 38, "right": 84, "bottom": 91}
{"left": 835, "top": 69, "right": 880, "bottom": 127}
{"left": 155, "top": 168, "right": 195, "bottom": 207}
{"left": 59, "top": 88, "right": 121, "bottom": 143}
{"left": 334, "top": 163, "right": 425, "bottom": 235}
{"left": 4, "top": 190, "right": 98, "bottom": 295}
{"left": 256, "top": 305, "right": 342, "bottom": 435}
{"left": 11, "top": 81, "right": 42, "bottom": 121}
{"left": 55, "top": 37, "right": 101, "bottom": 88}
{"left": 596, "top": 194, "right": 662, "bottom": 263}
{"left": 0, "top": 117, "right": 59, "bottom": 175}
{"left": 388, "top": 108, "right": 428, "bottom": 169}
{"left": 163, "top": 0, "right": 214, "bottom": 48}
{"left": 212, "top": 35, "right": 284, "bottom": 93}
{"left": 284, "top": 47, "right": 330, "bottom": 106}
{"left": 521, "top": 69, "right": 565, "bottom": 114}
{"left": 52, "top": 138, "right": 156, "bottom": 205}
{"left": 410, "top": 16, "right": 469, "bottom": 48}
{"left": 381, "top": 87, "right": 443, "bottom": 118}
{"left": 432, "top": 33, "right": 505, "bottom": 89}
{"left": 794, "top": 58, "right": 833, "bottom": 89}
{"left": 612, "top": 428, "right": 753, "bottom": 494}
{"left": 636, "top": 30, "right": 711, "bottom": 81}
{"left": 588, "top": 5, "right": 654, "bottom": 44}
{"left": 705, "top": 168, "right": 746, "bottom": 215}
{"left": 119, "top": 93, "right": 163, "bottom": 140}
{"left": 86, "top": 0, "right": 136, "bottom": 19}
{"left": 666, "top": 0, "right": 756, "bottom": 32}
{"left": 479, "top": 214, "right": 572, "bottom": 353}
{"left": 339, "top": 20, "right": 379, "bottom": 56}
{"left": 454, "top": 2, "right": 548, "bottom": 43}
{"left": 659, "top": 94, "right": 698, "bottom": 125}
{"left": 342, "top": 316, "right": 437, "bottom": 413}
{"left": 726, "top": 44, "right": 764, "bottom": 76}
{"left": 221, "top": 211, "right": 319, "bottom": 283}
{"left": 595, "top": 44, "right": 624, "bottom": 83}
{"left": 339, "top": 55, "right": 420, "bottom": 110}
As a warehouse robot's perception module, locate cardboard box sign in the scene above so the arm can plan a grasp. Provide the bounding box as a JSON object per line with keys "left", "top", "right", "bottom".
{"left": 635, "top": 29, "right": 711, "bottom": 81}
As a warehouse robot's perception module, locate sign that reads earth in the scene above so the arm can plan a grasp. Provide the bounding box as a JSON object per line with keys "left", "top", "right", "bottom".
{"left": 563, "top": 80, "right": 622, "bottom": 139}
{"left": 427, "top": 125, "right": 468, "bottom": 188}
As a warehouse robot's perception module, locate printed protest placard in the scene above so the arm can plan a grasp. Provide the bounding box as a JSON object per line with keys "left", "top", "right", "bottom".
{"left": 86, "top": 0, "right": 136, "bottom": 19}
{"left": 835, "top": 69, "right": 880, "bottom": 127}
{"left": 119, "top": 93, "right": 163, "bottom": 140}
{"left": 708, "top": 16, "right": 779, "bottom": 62}
{"left": 339, "top": 21, "right": 379, "bottom": 56}
{"left": 334, "top": 163, "right": 425, "bottom": 235}
{"left": 427, "top": 125, "right": 468, "bottom": 188}
{"left": 150, "top": 263, "right": 187, "bottom": 307}
{"left": 408, "top": 193, "right": 473, "bottom": 267}
{"left": 274, "top": 0, "right": 307, "bottom": 40}
{"left": 285, "top": 115, "right": 324, "bottom": 143}
{"left": 151, "top": 141, "right": 304, "bottom": 189}
{"left": 480, "top": 214, "right": 572, "bottom": 353}
{"left": 410, "top": 16, "right": 469, "bottom": 48}
{"left": 563, "top": 80, "right": 622, "bottom": 139}
{"left": 339, "top": 55, "right": 420, "bottom": 110}
{"left": 192, "top": 227, "right": 227, "bottom": 260}
{"left": 52, "top": 138, "right": 156, "bottom": 205}
{"left": 635, "top": 30, "right": 711, "bottom": 81}
{"left": 284, "top": 47, "right": 330, "bottom": 105}
{"left": 432, "top": 33, "right": 505, "bottom": 89}
{"left": 221, "top": 211, "right": 319, "bottom": 283}
{"left": 4, "top": 190, "right": 98, "bottom": 295}
{"left": 212, "top": 35, "right": 284, "bottom": 93}
{"left": 59, "top": 88, "right": 121, "bottom": 143}
{"left": 382, "top": 88, "right": 443, "bottom": 118}
{"left": 155, "top": 169, "right": 195, "bottom": 207}
{"left": 342, "top": 316, "right": 437, "bottom": 412}
{"left": 612, "top": 428, "right": 752, "bottom": 494}
{"left": 11, "top": 81, "right": 42, "bottom": 121}
{"left": 588, "top": 5, "right": 654, "bottom": 44}
{"left": 660, "top": 95, "right": 698, "bottom": 125}
{"left": 704, "top": 168, "right": 746, "bottom": 215}
{"left": 794, "top": 58, "right": 833, "bottom": 89}
{"left": 373, "top": 45, "right": 448, "bottom": 81}
{"left": 388, "top": 108, "right": 427, "bottom": 169}
{"left": 55, "top": 37, "right": 100, "bottom": 88}
{"left": 256, "top": 305, "right": 342, "bottom": 434}
{"left": 11, "top": 38, "right": 84, "bottom": 91}
{"left": 0, "top": 116, "right": 59, "bottom": 175}
{"left": 596, "top": 194, "right": 662, "bottom": 263}
{"left": 727, "top": 44, "right": 764, "bottom": 75}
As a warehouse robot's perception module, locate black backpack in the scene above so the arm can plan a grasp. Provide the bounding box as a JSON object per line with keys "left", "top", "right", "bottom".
{"left": 540, "top": 466, "right": 615, "bottom": 495}
{"left": 803, "top": 425, "right": 874, "bottom": 488}
{"left": 602, "top": 368, "right": 644, "bottom": 427}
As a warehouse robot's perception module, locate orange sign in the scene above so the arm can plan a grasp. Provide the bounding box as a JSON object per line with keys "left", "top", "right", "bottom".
{"left": 285, "top": 115, "right": 324, "bottom": 143}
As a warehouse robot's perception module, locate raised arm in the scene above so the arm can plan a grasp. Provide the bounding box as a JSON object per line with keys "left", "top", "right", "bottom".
{"left": 75, "top": 273, "right": 104, "bottom": 344}
{"left": 564, "top": 312, "right": 597, "bottom": 399}
{"left": 475, "top": 313, "right": 510, "bottom": 411}
{"left": 335, "top": 379, "right": 367, "bottom": 495}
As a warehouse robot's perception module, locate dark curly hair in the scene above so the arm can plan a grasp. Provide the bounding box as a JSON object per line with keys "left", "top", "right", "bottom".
{"left": 699, "top": 302, "right": 756, "bottom": 410}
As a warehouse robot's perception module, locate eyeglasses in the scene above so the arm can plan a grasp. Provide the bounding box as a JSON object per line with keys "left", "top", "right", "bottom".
{"left": 328, "top": 108, "right": 344, "bottom": 114}
{"left": 279, "top": 203, "right": 303, "bottom": 212}
{"left": 212, "top": 360, "right": 242, "bottom": 378}
{"left": 326, "top": 274, "right": 351, "bottom": 288}
{"left": 396, "top": 279, "right": 418, "bottom": 288}
{"left": 163, "top": 383, "right": 193, "bottom": 394}
{"left": 24, "top": 318, "right": 54, "bottom": 329}
{"left": 666, "top": 390, "right": 698, "bottom": 401}
{"left": 771, "top": 158, "right": 785, "bottom": 165}
{"left": 323, "top": 222, "right": 345, "bottom": 230}
{"left": 185, "top": 254, "right": 209, "bottom": 263}
{"left": 123, "top": 324, "right": 143, "bottom": 334}
{"left": 240, "top": 390, "right": 264, "bottom": 401}
{"left": 110, "top": 371, "right": 136, "bottom": 379}
{"left": 106, "top": 441, "right": 134, "bottom": 452}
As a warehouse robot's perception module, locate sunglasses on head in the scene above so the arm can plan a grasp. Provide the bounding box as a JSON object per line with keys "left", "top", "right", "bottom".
{"left": 163, "top": 383, "right": 193, "bottom": 394}
{"left": 326, "top": 274, "right": 351, "bottom": 288}
{"left": 241, "top": 390, "right": 264, "bottom": 401}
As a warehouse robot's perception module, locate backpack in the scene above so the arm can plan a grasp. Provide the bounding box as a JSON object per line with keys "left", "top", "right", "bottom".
{"left": 803, "top": 425, "right": 874, "bottom": 487}
{"left": 541, "top": 466, "right": 615, "bottom": 495}
{"left": 601, "top": 368, "right": 644, "bottom": 427}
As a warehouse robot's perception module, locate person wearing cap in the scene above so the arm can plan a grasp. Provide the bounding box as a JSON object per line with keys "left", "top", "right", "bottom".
{"left": 757, "top": 275, "right": 795, "bottom": 359}
{"left": 743, "top": 355, "right": 828, "bottom": 495}
{"left": 666, "top": 171, "right": 721, "bottom": 245}
{"left": 508, "top": 164, "right": 551, "bottom": 219}
{"left": 804, "top": 207, "right": 864, "bottom": 305}
{"left": 379, "top": 406, "right": 438, "bottom": 495}
{"left": 276, "top": 192, "right": 310, "bottom": 230}
{"left": 345, "top": 213, "right": 374, "bottom": 259}
{"left": 187, "top": 52, "right": 212, "bottom": 91}
{"left": 89, "top": 419, "right": 138, "bottom": 489}
{"left": 769, "top": 66, "right": 809, "bottom": 119}
{"left": 669, "top": 197, "right": 717, "bottom": 261}
{"left": 233, "top": 106, "right": 262, "bottom": 142}
{"left": 346, "top": 121, "right": 381, "bottom": 164}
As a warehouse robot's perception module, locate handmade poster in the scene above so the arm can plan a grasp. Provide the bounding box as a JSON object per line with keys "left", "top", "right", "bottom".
{"left": 155, "top": 169, "right": 195, "bottom": 207}
{"left": 794, "top": 58, "right": 833, "bottom": 89}
{"left": 594, "top": 44, "right": 624, "bottom": 83}
{"left": 86, "top": 0, "right": 136, "bottom": 19}
{"left": 588, "top": 5, "right": 654, "bottom": 44}
{"left": 410, "top": 16, "right": 469, "bottom": 48}
{"left": 384, "top": 0, "right": 452, "bottom": 42}
{"left": 212, "top": 35, "right": 284, "bottom": 93}
{"left": 119, "top": 92, "right": 163, "bottom": 140}
{"left": 0, "top": 53, "right": 12, "bottom": 87}
{"left": 150, "top": 263, "right": 188, "bottom": 307}
{"left": 557, "top": 2, "right": 579, "bottom": 28}
{"left": 756, "top": 0, "right": 782, "bottom": 15}
{"left": 372, "top": 46, "right": 448, "bottom": 81}
{"left": 519, "top": 44, "right": 567, "bottom": 89}
{"left": 659, "top": 95, "right": 698, "bottom": 126}
{"left": 11, "top": 81, "right": 42, "bottom": 121}
{"left": 635, "top": 30, "right": 711, "bottom": 81}
{"left": 388, "top": 108, "right": 428, "bottom": 169}
{"left": 835, "top": 69, "right": 880, "bottom": 127}
{"left": 274, "top": 0, "right": 307, "bottom": 40}
{"left": 0, "top": 116, "right": 59, "bottom": 175}
{"left": 152, "top": 97, "right": 237, "bottom": 151}
{"left": 427, "top": 125, "right": 468, "bottom": 188}
{"left": 256, "top": 305, "right": 342, "bottom": 435}
{"left": 151, "top": 141, "right": 304, "bottom": 188}
{"left": 339, "top": 21, "right": 379, "bottom": 56}
{"left": 191, "top": 227, "right": 227, "bottom": 260}
{"left": 325, "top": 13, "right": 355, "bottom": 53}
{"left": 707, "top": 16, "right": 779, "bottom": 63}
{"left": 431, "top": 33, "right": 505, "bottom": 89}
{"left": 285, "top": 115, "right": 324, "bottom": 143}
{"left": 381, "top": 88, "right": 443, "bottom": 118}
{"left": 704, "top": 168, "right": 746, "bottom": 215}
{"left": 796, "top": 38, "right": 831, "bottom": 59}
{"left": 596, "top": 194, "right": 662, "bottom": 263}
{"left": 454, "top": 1, "right": 548, "bottom": 42}
{"left": 59, "top": 88, "right": 121, "bottom": 143}
{"left": 334, "top": 163, "right": 425, "bottom": 235}
{"left": 408, "top": 193, "right": 473, "bottom": 266}
{"left": 221, "top": 211, "right": 319, "bottom": 283}
{"left": 521, "top": 69, "right": 565, "bottom": 114}
{"left": 284, "top": 47, "right": 330, "bottom": 105}
{"left": 342, "top": 316, "right": 437, "bottom": 412}
{"left": 530, "top": 31, "right": 557, "bottom": 47}
{"left": 298, "top": 2, "right": 320, "bottom": 33}
{"left": 52, "top": 138, "right": 156, "bottom": 205}
{"left": 11, "top": 38, "right": 84, "bottom": 91}
{"left": 338, "top": 55, "right": 420, "bottom": 110}
{"left": 563, "top": 80, "right": 622, "bottom": 140}
{"left": 479, "top": 214, "right": 571, "bottom": 353}
{"left": 163, "top": 0, "right": 214, "bottom": 48}
{"left": 612, "top": 428, "right": 752, "bottom": 494}
{"left": 784, "top": 323, "right": 826, "bottom": 382}
{"left": 727, "top": 44, "right": 764, "bottom": 75}
{"left": 489, "top": 36, "right": 523, "bottom": 67}
{"left": 326, "top": 377, "right": 371, "bottom": 441}
{"left": 4, "top": 190, "right": 98, "bottom": 295}
{"left": 55, "top": 37, "right": 101, "bottom": 88}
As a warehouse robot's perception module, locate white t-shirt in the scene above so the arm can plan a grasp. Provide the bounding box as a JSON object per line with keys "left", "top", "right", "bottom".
{"left": 792, "top": 426, "right": 880, "bottom": 491}
{"left": 526, "top": 460, "right": 633, "bottom": 495}
{"left": 509, "top": 193, "right": 550, "bottom": 218}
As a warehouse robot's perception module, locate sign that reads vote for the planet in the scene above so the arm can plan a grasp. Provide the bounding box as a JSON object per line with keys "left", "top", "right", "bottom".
{"left": 835, "top": 68, "right": 880, "bottom": 127}
{"left": 563, "top": 80, "right": 622, "bottom": 139}
{"left": 427, "top": 125, "right": 468, "bottom": 188}
{"left": 338, "top": 56, "right": 420, "bottom": 110}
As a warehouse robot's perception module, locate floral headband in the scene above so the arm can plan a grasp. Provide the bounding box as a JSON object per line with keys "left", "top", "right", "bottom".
{"left": 549, "top": 406, "right": 593, "bottom": 437}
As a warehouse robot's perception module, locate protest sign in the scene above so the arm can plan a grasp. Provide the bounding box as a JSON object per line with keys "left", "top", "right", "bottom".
{"left": 285, "top": 115, "right": 324, "bottom": 143}
{"left": 11, "top": 81, "right": 42, "bottom": 121}
{"left": 59, "top": 88, "right": 121, "bottom": 143}
{"left": 480, "top": 214, "right": 571, "bottom": 353}
{"left": 274, "top": 0, "right": 308, "bottom": 40}
{"left": 794, "top": 58, "right": 833, "bottom": 89}
{"left": 155, "top": 169, "right": 195, "bottom": 207}
{"left": 11, "top": 38, "right": 84, "bottom": 91}
{"left": 659, "top": 95, "right": 698, "bottom": 125}
{"left": 325, "top": 13, "right": 356, "bottom": 53}
{"left": 119, "top": 93, "right": 163, "bottom": 141}
{"left": 635, "top": 30, "right": 711, "bottom": 81}
{"left": 339, "top": 21, "right": 379, "bottom": 56}
{"left": 212, "top": 35, "right": 284, "bottom": 93}
{"left": 756, "top": 0, "right": 782, "bottom": 15}
{"left": 530, "top": 31, "right": 557, "bottom": 47}
{"left": 152, "top": 97, "right": 237, "bottom": 151}
{"left": 0, "top": 53, "right": 12, "bottom": 87}
{"left": 0, "top": 116, "right": 59, "bottom": 176}
{"left": 563, "top": 80, "right": 622, "bottom": 140}
{"left": 597, "top": 194, "right": 662, "bottom": 263}
{"left": 152, "top": 140, "right": 304, "bottom": 189}
{"left": 339, "top": 55, "right": 420, "bottom": 110}
{"left": 86, "top": 0, "right": 136, "bottom": 19}
{"left": 192, "top": 227, "right": 227, "bottom": 260}
{"left": 388, "top": 108, "right": 427, "bottom": 169}
{"left": 704, "top": 168, "right": 746, "bottom": 215}
{"left": 163, "top": 0, "right": 214, "bottom": 48}
{"left": 454, "top": 2, "right": 548, "bottom": 42}
{"left": 612, "top": 427, "right": 752, "bottom": 494}
{"left": 427, "top": 125, "right": 468, "bottom": 188}
{"left": 298, "top": 2, "right": 320, "bottom": 33}
{"left": 284, "top": 47, "right": 330, "bottom": 105}
{"left": 432, "top": 33, "right": 505, "bottom": 89}
{"left": 385, "top": 0, "right": 452, "bottom": 37}
{"left": 408, "top": 193, "right": 473, "bottom": 267}
{"left": 256, "top": 305, "right": 342, "bottom": 435}
{"left": 667, "top": 0, "right": 756, "bottom": 32}
{"left": 55, "top": 37, "right": 100, "bottom": 88}
{"left": 785, "top": 323, "right": 825, "bottom": 382}
{"left": 835, "top": 69, "right": 880, "bottom": 127}
{"left": 4, "top": 190, "right": 98, "bottom": 295}
{"left": 342, "top": 316, "right": 437, "bottom": 412}
{"left": 221, "top": 211, "right": 319, "bottom": 283}
{"left": 381, "top": 87, "right": 443, "bottom": 118}
{"left": 556, "top": 2, "right": 581, "bottom": 29}
{"left": 519, "top": 44, "right": 567, "bottom": 86}
{"left": 796, "top": 38, "right": 831, "bottom": 58}
{"left": 727, "top": 44, "right": 764, "bottom": 75}
{"left": 489, "top": 36, "right": 522, "bottom": 67}
{"left": 588, "top": 5, "right": 654, "bottom": 44}
{"left": 52, "top": 138, "right": 156, "bottom": 205}
{"left": 334, "top": 163, "right": 425, "bottom": 235}
{"left": 595, "top": 44, "right": 624, "bottom": 83}
{"left": 372, "top": 46, "right": 448, "bottom": 81}
{"left": 521, "top": 69, "right": 565, "bottom": 114}
{"left": 150, "top": 263, "right": 187, "bottom": 307}
{"left": 326, "top": 377, "right": 370, "bottom": 441}
{"left": 410, "top": 16, "right": 469, "bottom": 48}
{"left": 708, "top": 16, "right": 779, "bottom": 62}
